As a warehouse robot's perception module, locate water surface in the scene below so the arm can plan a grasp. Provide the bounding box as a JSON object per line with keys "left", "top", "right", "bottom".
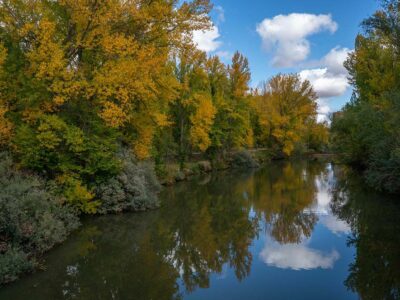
{"left": 1, "top": 160, "right": 399, "bottom": 299}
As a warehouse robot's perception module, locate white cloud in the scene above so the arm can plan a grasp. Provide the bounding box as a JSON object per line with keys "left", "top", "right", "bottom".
{"left": 193, "top": 25, "right": 222, "bottom": 53}
{"left": 322, "top": 47, "right": 351, "bottom": 75}
{"left": 320, "top": 215, "right": 351, "bottom": 235}
{"left": 299, "top": 47, "right": 352, "bottom": 121}
{"left": 260, "top": 241, "right": 340, "bottom": 270}
{"left": 311, "top": 174, "right": 351, "bottom": 235}
{"left": 299, "top": 68, "right": 348, "bottom": 98}
{"left": 256, "top": 13, "right": 338, "bottom": 67}
{"left": 316, "top": 99, "right": 331, "bottom": 122}
{"left": 299, "top": 47, "right": 352, "bottom": 99}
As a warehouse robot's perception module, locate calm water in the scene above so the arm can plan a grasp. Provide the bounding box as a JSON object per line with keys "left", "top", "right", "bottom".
{"left": 1, "top": 161, "right": 399, "bottom": 300}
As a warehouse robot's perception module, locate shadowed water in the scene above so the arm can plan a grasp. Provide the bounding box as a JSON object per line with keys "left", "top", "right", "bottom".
{"left": 1, "top": 160, "right": 399, "bottom": 300}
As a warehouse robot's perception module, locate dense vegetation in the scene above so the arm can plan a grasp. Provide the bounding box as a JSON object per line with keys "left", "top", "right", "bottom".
{"left": 0, "top": 153, "right": 79, "bottom": 283}
{"left": 4, "top": 0, "right": 400, "bottom": 287}
{"left": 331, "top": 0, "right": 400, "bottom": 194}
{"left": 0, "top": 0, "right": 327, "bottom": 283}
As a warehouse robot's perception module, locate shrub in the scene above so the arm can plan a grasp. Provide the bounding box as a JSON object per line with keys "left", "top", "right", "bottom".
{"left": 231, "top": 150, "right": 259, "bottom": 169}
{"left": 0, "top": 249, "right": 34, "bottom": 284}
{"left": 0, "top": 153, "right": 79, "bottom": 284}
{"left": 96, "top": 149, "right": 161, "bottom": 213}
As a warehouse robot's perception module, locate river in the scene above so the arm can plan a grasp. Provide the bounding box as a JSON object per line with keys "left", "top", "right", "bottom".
{"left": 1, "top": 160, "right": 399, "bottom": 300}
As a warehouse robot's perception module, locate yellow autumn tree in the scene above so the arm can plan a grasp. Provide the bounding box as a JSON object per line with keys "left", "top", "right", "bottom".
{"left": 0, "top": 43, "right": 12, "bottom": 147}
{"left": 171, "top": 47, "right": 217, "bottom": 161}
{"left": 0, "top": 0, "right": 211, "bottom": 212}
{"left": 254, "top": 74, "right": 318, "bottom": 156}
{"left": 190, "top": 93, "right": 216, "bottom": 151}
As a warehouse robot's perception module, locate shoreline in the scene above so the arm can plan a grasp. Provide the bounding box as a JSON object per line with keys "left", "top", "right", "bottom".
{"left": 0, "top": 150, "right": 334, "bottom": 287}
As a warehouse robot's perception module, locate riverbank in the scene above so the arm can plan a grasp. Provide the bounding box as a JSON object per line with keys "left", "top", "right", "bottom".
{"left": 157, "top": 149, "right": 269, "bottom": 186}
{"left": 2, "top": 159, "right": 398, "bottom": 300}
{"left": 0, "top": 149, "right": 333, "bottom": 286}
{"left": 0, "top": 149, "right": 268, "bottom": 285}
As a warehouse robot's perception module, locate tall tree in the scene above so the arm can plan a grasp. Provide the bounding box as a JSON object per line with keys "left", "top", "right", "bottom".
{"left": 253, "top": 74, "right": 318, "bottom": 156}
{"left": 0, "top": 0, "right": 212, "bottom": 211}
{"left": 332, "top": 0, "right": 400, "bottom": 193}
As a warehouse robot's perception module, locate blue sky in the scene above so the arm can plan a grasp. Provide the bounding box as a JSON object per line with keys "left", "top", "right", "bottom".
{"left": 192, "top": 0, "right": 379, "bottom": 119}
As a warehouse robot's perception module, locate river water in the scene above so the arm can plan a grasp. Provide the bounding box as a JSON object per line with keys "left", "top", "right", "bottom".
{"left": 1, "top": 160, "right": 399, "bottom": 300}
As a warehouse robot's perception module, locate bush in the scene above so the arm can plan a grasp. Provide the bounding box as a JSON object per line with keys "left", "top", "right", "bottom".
{"left": 0, "top": 153, "right": 79, "bottom": 284}
{"left": 96, "top": 149, "right": 161, "bottom": 214}
{"left": 231, "top": 150, "right": 259, "bottom": 169}
{"left": 0, "top": 249, "right": 34, "bottom": 284}
{"left": 331, "top": 96, "right": 400, "bottom": 194}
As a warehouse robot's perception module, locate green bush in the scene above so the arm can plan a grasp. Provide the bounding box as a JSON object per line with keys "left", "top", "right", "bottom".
{"left": 0, "top": 249, "right": 34, "bottom": 284}
{"left": 331, "top": 96, "right": 400, "bottom": 194}
{"left": 96, "top": 149, "right": 161, "bottom": 213}
{"left": 0, "top": 153, "right": 79, "bottom": 284}
{"left": 231, "top": 150, "right": 259, "bottom": 169}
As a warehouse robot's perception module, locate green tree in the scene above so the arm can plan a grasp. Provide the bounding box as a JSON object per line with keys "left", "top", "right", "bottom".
{"left": 331, "top": 0, "right": 400, "bottom": 193}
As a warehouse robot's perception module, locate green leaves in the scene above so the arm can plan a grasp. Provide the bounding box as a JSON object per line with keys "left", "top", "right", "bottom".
{"left": 332, "top": 0, "right": 400, "bottom": 194}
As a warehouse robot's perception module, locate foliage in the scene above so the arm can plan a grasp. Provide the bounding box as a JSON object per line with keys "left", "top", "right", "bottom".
{"left": 0, "top": 153, "right": 79, "bottom": 284}
{"left": 0, "top": 249, "right": 34, "bottom": 285}
{"left": 0, "top": 0, "right": 211, "bottom": 211}
{"left": 231, "top": 150, "right": 259, "bottom": 169}
{"left": 0, "top": 0, "right": 345, "bottom": 287}
{"left": 331, "top": 165, "right": 400, "bottom": 299}
{"left": 252, "top": 74, "right": 325, "bottom": 157}
{"left": 96, "top": 149, "right": 161, "bottom": 214}
{"left": 331, "top": 0, "right": 400, "bottom": 193}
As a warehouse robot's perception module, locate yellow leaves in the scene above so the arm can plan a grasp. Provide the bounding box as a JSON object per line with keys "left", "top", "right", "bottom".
{"left": 0, "top": 45, "right": 11, "bottom": 147}
{"left": 229, "top": 52, "right": 251, "bottom": 99}
{"left": 101, "top": 34, "right": 138, "bottom": 57}
{"left": 99, "top": 101, "right": 128, "bottom": 128}
{"left": 254, "top": 74, "right": 318, "bottom": 156}
{"left": 190, "top": 93, "right": 216, "bottom": 152}
{"left": 56, "top": 174, "right": 98, "bottom": 214}
{"left": 282, "top": 142, "right": 295, "bottom": 157}
{"left": 153, "top": 112, "right": 171, "bottom": 127}
{"left": 21, "top": 109, "right": 43, "bottom": 125}
{"left": 133, "top": 124, "right": 154, "bottom": 160}
{"left": 26, "top": 19, "right": 66, "bottom": 80}
{"left": 36, "top": 115, "right": 86, "bottom": 152}
{"left": 245, "top": 128, "right": 254, "bottom": 148}
{"left": 0, "top": 105, "right": 13, "bottom": 147}
{"left": 0, "top": 43, "right": 6, "bottom": 67}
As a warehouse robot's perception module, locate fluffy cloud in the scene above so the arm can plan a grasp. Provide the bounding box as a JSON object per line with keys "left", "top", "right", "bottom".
{"left": 256, "top": 13, "right": 337, "bottom": 67}
{"left": 299, "top": 47, "right": 352, "bottom": 99}
{"left": 299, "top": 47, "right": 352, "bottom": 121}
{"left": 260, "top": 241, "right": 340, "bottom": 270}
{"left": 320, "top": 215, "right": 351, "bottom": 235}
{"left": 299, "top": 68, "right": 348, "bottom": 98}
{"left": 192, "top": 25, "right": 222, "bottom": 53}
{"left": 322, "top": 47, "right": 351, "bottom": 75}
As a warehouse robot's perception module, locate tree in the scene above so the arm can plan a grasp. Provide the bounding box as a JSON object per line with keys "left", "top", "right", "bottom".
{"left": 331, "top": 0, "right": 400, "bottom": 193}
{"left": 0, "top": 0, "right": 212, "bottom": 211}
{"left": 170, "top": 48, "right": 216, "bottom": 164}
{"left": 253, "top": 74, "right": 319, "bottom": 156}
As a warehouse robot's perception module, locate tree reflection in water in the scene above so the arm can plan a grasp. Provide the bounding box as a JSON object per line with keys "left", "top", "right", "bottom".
{"left": 247, "top": 161, "right": 325, "bottom": 244}
{"left": 330, "top": 166, "right": 400, "bottom": 300}
{"left": 2, "top": 161, "right": 399, "bottom": 300}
